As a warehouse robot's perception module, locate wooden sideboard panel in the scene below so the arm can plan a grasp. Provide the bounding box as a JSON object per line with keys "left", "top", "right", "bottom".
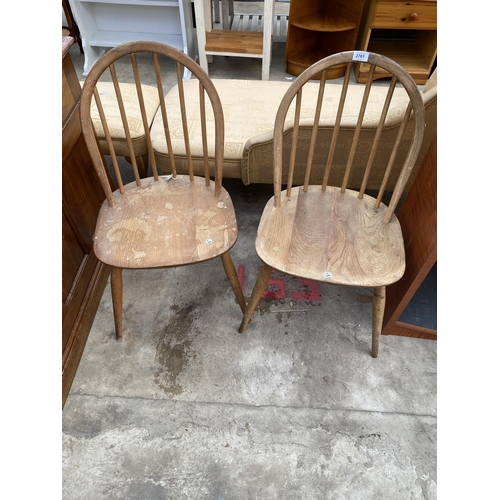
{"left": 382, "top": 134, "right": 437, "bottom": 339}
{"left": 62, "top": 37, "right": 110, "bottom": 406}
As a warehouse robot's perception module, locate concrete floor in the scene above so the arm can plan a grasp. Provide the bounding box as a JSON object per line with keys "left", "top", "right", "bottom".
{"left": 62, "top": 5, "right": 437, "bottom": 498}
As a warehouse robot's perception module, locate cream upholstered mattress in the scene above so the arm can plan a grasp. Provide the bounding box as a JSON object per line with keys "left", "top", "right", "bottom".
{"left": 150, "top": 74, "right": 437, "bottom": 189}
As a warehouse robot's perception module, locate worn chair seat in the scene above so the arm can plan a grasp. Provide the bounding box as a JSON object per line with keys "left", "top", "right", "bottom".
{"left": 83, "top": 81, "right": 160, "bottom": 177}
{"left": 255, "top": 186, "right": 405, "bottom": 287}
{"left": 93, "top": 175, "right": 238, "bottom": 269}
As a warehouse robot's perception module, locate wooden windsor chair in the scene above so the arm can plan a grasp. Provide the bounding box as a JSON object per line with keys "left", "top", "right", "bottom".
{"left": 238, "top": 51, "right": 426, "bottom": 357}
{"left": 80, "top": 41, "right": 246, "bottom": 339}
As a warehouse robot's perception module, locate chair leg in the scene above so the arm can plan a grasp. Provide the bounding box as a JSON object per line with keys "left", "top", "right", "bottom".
{"left": 238, "top": 263, "right": 272, "bottom": 333}
{"left": 136, "top": 154, "right": 149, "bottom": 178}
{"left": 371, "top": 286, "right": 386, "bottom": 358}
{"left": 110, "top": 267, "right": 123, "bottom": 340}
{"left": 125, "top": 154, "right": 149, "bottom": 178}
{"left": 220, "top": 252, "right": 246, "bottom": 314}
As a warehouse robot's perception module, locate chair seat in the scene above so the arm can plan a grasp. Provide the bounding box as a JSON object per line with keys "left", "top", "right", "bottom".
{"left": 255, "top": 186, "right": 405, "bottom": 287}
{"left": 82, "top": 81, "right": 160, "bottom": 157}
{"left": 93, "top": 175, "right": 238, "bottom": 269}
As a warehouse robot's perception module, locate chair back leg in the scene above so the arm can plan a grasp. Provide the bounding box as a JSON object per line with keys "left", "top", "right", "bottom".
{"left": 111, "top": 267, "right": 124, "bottom": 339}
{"left": 371, "top": 286, "right": 386, "bottom": 358}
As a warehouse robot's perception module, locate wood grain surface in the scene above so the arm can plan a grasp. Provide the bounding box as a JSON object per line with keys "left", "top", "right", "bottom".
{"left": 255, "top": 186, "right": 405, "bottom": 287}
{"left": 93, "top": 175, "right": 239, "bottom": 269}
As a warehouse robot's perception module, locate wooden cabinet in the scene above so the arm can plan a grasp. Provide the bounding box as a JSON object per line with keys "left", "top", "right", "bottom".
{"left": 62, "top": 37, "right": 110, "bottom": 406}
{"left": 68, "top": 0, "right": 196, "bottom": 78}
{"left": 382, "top": 134, "right": 437, "bottom": 340}
{"left": 354, "top": 0, "right": 437, "bottom": 83}
{"left": 285, "top": 0, "right": 367, "bottom": 79}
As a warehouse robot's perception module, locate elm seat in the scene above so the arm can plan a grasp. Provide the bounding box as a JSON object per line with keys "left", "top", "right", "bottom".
{"left": 82, "top": 81, "right": 160, "bottom": 178}
{"left": 150, "top": 72, "right": 437, "bottom": 190}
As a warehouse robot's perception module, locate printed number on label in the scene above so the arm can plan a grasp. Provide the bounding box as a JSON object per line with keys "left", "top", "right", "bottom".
{"left": 352, "top": 51, "right": 369, "bottom": 62}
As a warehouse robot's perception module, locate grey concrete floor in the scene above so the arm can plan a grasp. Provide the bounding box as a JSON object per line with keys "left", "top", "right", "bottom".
{"left": 62, "top": 9, "right": 437, "bottom": 498}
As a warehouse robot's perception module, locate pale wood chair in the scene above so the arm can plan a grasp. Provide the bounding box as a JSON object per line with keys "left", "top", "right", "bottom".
{"left": 238, "top": 51, "right": 426, "bottom": 357}
{"left": 80, "top": 41, "right": 246, "bottom": 339}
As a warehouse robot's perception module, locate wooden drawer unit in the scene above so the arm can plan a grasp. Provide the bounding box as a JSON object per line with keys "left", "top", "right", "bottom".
{"left": 355, "top": 0, "right": 437, "bottom": 84}
{"left": 372, "top": 1, "right": 437, "bottom": 29}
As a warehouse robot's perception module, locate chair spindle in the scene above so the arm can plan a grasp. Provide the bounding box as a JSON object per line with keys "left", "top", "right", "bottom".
{"left": 92, "top": 87, "right": 124, "bottom": 194}
{"left": 285, "top": 88, "right": 302, "bottom": 198}
{"left": 358, "top": 76, "right": 398, "bottom": 199}
{"left": 109, "top": 63, "right": 142, "bottom": 186}
{"left": 321, "top": 62, "right": 352, "bottom": 190}
{"left": 382, "top": 103, "right": 417, "bottom": 222}
{"left": 199, "top": 82, "right": 210, "bottom": 186}
{"left": 376, "top": 102, "right": 413, "bottom": 212}
{"left": 303, "top": 70, "right": 327, "bottom": 192}
{"left": 176, "top": 61, "right": 194, "bottom": 181}
{"left": 340, "top": 64, "right": 375, "bottom": 193}
{"left": 153, "top": 54, "right": 176, "bottom": 178}
{"left": 130, "top": 53, "right": 158, "bottom": 181}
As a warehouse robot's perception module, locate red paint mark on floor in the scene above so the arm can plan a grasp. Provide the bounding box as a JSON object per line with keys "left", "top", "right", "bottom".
{"left": 237, "top": 265, "right": 322, "bottom": 301}
{"left": 237, "top": 264, "right": 245, "bottom": 293}
{"left": 291, "top": 279, "right": 322, "bottom": 301}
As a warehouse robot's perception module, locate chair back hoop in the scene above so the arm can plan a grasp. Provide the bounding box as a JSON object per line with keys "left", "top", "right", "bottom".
{"left": 80, "top": 41, "right": 225, "bottom": 208}
{"left": 273, "top": 51, "right": 426, "bottom": 222}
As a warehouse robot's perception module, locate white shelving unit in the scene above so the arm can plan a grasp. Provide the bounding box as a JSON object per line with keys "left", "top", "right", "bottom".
{"left": 193, "top": 0, "right": 275, "bottom": 80}
{"left": 68, "top": 0, "right": 196, "bottom": 78}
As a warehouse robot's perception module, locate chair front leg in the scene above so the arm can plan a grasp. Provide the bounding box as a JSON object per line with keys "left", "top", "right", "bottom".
{"left": 371, "top": 286, "right": 386, "bottom": 358}
{"left": 220, "top": 251, "right": 246, "bottom": 314}
{"left": 110, "top": 266, "right": 123, "bottom": 340}
{"left": 238, "top": 263, "right": 272, "bottom": 333}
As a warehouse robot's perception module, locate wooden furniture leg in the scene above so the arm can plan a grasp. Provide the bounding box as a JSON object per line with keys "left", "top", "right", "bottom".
{"left": 220, "top": 251, "right": 246, "bottom": 313}
{"left": 213, "top": 0, "right": 221, "bottom": 24}
{"left": 137, "top": 154, "right": 148, "bottom": 178}
{"left": 261, "top": 0, "right": 274, "bottom": 80}
{"left": 371, "top": 286, "right": 386, "bottom": 358}
{"left": 62, "top": 0, "right": 84, "bottom": 54}
{"left": 194, "top": 0, "right": 211, "bottom": 73}
{"left": 220, "top": 0, "right": 234, "bottom": 29}
{"left": 111, "top": 267, "right": 123, "bottom": 339}
{"left": 125, "top": 154, "right": 149, "bottom": 178}
{"left": 239, "top": 263, "right": 273, "bottom": 333}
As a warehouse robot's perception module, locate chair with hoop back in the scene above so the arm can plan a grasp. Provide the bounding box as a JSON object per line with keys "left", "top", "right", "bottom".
{"left": 80, "top": 41, "right": 246, "bottom": 339}
{"left": 238, "top": 51, "right": 426, "bottom": 357}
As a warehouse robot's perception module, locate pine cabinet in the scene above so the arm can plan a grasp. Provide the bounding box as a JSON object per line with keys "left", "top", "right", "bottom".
{"left": 285, "top": 0, "right": 367, "bottom": 79}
